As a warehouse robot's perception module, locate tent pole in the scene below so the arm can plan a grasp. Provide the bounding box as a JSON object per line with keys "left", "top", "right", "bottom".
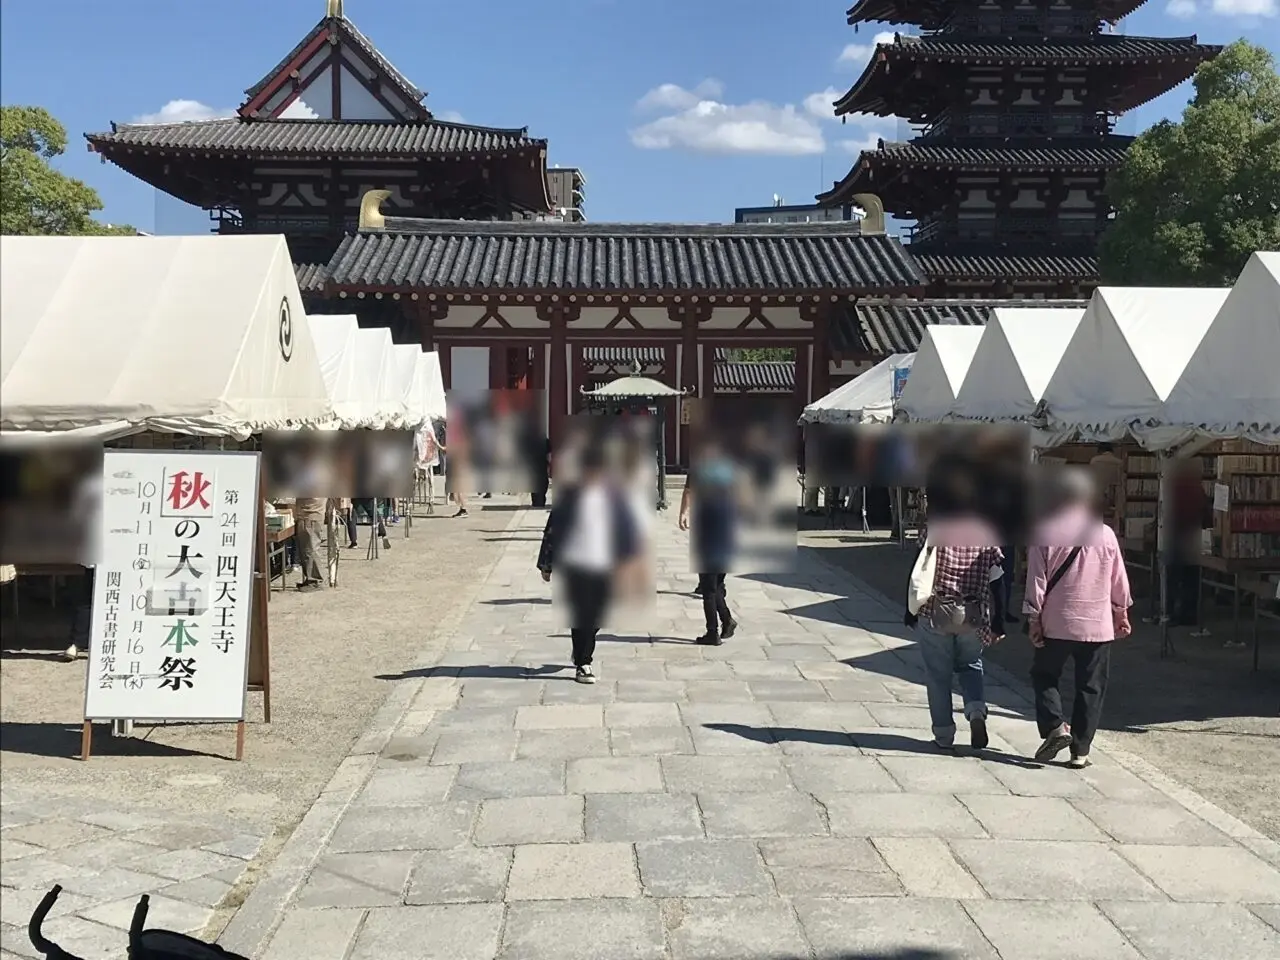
{"left": 1156, "top": 450, "right": 1173, "bottom": 658}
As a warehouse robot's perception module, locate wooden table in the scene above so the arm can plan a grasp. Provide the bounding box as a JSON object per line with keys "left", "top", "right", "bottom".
{"left": 266, "top": 525, "right": 294, "bottom": 591}
{"left": 1196, "top": 556, "right": 1280, "bottom": 662}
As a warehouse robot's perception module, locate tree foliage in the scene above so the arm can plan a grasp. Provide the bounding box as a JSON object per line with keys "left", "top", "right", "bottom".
{"left": 1, "top": 105, "right": 135, "bottom": 236}
{"left": 1099, "top": 40, "right": 1280, "bottom": 286}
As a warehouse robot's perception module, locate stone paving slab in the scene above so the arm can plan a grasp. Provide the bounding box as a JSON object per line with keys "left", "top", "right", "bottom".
{"left": 237, "top": 504, "right": 1280, "bottom": 959}
{"left": 0, "top": 787, "right": 266, "bottom": 960}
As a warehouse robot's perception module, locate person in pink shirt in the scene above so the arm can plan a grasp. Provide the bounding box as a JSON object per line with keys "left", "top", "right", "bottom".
{"left": 1024, "top": 468, "right": 1132, "bottom": 767}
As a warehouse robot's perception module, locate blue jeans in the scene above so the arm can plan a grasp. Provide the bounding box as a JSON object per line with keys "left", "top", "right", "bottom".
{"left": 915, "top": 623, "right": 987, "bottom": 745}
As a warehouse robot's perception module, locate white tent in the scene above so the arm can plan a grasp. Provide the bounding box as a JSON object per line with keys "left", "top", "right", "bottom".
{"left": 1161, "top": 252, "right": 1280, "bottom": 444}
{"left": 949, "top": 307, "right": 1084, "bottom": 422}
{"left": 895, "top": 325, "right": 984, "bottom": 422}
{"left": 309, "top": 314, "right": 378, "bottom": 429}
{"left": 418, "top": 352, "right": 447, "bottom": 421}
{"left": 354, "top": 327, "right": 409, "bottom": 428}
{"left": 391, "top": 345, "right": 428, "bottom": 429}
{"left": 0, "top": 235, "right": 332, "bottom": 438}
{"left": 1040, "top": 286, "right": 1229, "bottom": 444}
{"left": 800, "top": 353, "right": 913, "bottom": 424}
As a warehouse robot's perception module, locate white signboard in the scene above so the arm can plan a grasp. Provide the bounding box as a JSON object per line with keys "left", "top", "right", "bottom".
{"left": 85, "top": 450, "right": 260, "bottom": 722}
{"left": 1212, "top": 482, "right": 1229, "bottom": 513}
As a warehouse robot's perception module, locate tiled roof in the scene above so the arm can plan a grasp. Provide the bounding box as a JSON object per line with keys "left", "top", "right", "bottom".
{"left": 583, "top": 347, "right": 665, "bottom": 364}
{"left": 869, "top": 141, "right": 1130, "bottom": 170}
{"left": 243, "top": 15, "right": 425, "bottom": 112}
{"left": 295, "top": 262, "right": 329, "bottom": 294}
{"left": 323, "top": 219, "right": 926, "bottom": 294}
{"left": 832, "top": 299, "right": 1087, "bottom": 355}
{"left": 86, "top": 118, "right": 543, "bottom": 160}
{"left": 886, "top": 34, "right": 1214, "bottom": 63}
{"left": 835, "top": 34, "right": 1218, "bottom": 117}
{"left": 914, "top": 253, "right": 1101, "bottom": 282}
{"left": 818, "top": 140, "right": 1131, "bottom": 205}
{"left": 715, "top": 361, "right": 795, "bottom": 392}
{"left": 847, "top": 0, "right": 1151, "bottom": 27}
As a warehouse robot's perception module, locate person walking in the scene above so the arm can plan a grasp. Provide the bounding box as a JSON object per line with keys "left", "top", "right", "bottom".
{"left": 679, "top": 439, "right": 739, "bottom": 646}
{"left": 293, "top": 496, "right": 328, "bottom": 590}
{"left": 904, "top": 459, "right": 1006, "bottom": 752}
{"left": 416, "top": 422, "right": 442, "bottom": 513}
{"left": 537, "top": 446, "right": 639, "bottom": 683}
{"left": 1025, "top": 468, "right": 1132, "bottom": 768}
{"left": 347, "top": 498, "right": 391, "bottom": 551}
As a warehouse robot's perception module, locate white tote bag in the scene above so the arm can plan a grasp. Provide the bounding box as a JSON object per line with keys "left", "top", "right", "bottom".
{"left": 906, "top": 539, "right": 937, "bottom": 616}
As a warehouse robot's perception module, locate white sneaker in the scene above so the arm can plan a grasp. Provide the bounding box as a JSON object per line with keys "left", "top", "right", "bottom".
{"left": 575, "top": 665, "right": 596, "bottom": 684}
{"left": 1190, "top": 627, "right": 1212, "bottom": 638}
{"left": 1068, "top": 754, "right": 1092, "bottom": 769}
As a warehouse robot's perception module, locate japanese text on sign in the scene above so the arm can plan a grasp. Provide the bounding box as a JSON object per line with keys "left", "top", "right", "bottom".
{"left": 85, "top": 451, "right": 260, "bottom": 722}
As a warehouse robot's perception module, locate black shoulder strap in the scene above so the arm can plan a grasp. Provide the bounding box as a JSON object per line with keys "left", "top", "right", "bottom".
{"left": 1043, "top": 545, "right": 1083, "bottom": 599}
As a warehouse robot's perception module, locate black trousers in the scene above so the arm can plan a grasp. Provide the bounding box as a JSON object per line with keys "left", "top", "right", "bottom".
{"left": 347, "top": 499, "right": 387, "bottom": 544}
{"left": 698, "top": 572, "right": 732, "bottom": 637}
{"left": 564, "top": 567, "right": 611, "bottom": 666}
{"left": 1031, "top": 639, "right": 1112, "bottom": 756}
{"left": 1166, "top": 560, "right": 1200, "bottom": 625}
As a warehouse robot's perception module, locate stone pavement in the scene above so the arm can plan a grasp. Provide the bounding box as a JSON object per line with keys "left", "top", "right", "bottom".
{"left": 0, "top": 787, "right": 267, "bottom": 959}
{"left": 240, "top": 505, "right": 1280, "bottom": 960}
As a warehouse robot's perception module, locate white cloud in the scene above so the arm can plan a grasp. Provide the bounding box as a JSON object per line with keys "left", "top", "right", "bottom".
{"left": 803, "top": 87, "right": 844, "bottom": 121}
{"left": 1166, "top": 0, "right": 1276, "bottom": 15}
{"left": 437, "top": 110, "right": 466, "bottom": 123}
{"left": 837, "top": 32, "right": 895, "bottom": 68}
{"left": 630, "top": 82, "right": 825, "bottom": 156}
{"left": 636, "top": 79, "right": 725, "bottom": 113}
{"left": 131, "top": 99, "right": 236, "bottom": 125}
{"left": 839, "top": 132, "right": 885, "bottom": 155}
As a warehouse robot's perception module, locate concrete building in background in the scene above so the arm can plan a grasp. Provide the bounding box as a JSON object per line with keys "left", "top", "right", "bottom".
{"left": 736, "top": 202, "right": 856, "bottom": 225}
{"left": 545, "top": 167, "right": 586, "bottom": 222}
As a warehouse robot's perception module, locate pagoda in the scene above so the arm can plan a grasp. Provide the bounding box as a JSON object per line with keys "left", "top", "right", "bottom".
{"left": 85, "top": 0, "right": 551, "bottom": 304}
{"left": 819, "top": 1, "right": 1219, "bottom": 298}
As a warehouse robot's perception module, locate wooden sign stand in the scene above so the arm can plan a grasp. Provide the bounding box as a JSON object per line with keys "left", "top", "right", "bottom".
{"left": 80, "top": 494, "right": 273, "bottom": 763}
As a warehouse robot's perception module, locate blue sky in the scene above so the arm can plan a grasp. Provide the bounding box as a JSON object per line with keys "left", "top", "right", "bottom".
{"left": 1, "top": 0, "right": 1275, "bottom": 231}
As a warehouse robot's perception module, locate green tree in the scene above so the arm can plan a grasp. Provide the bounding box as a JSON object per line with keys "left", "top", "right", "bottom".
{"left": 1, "top": 105, "right": 135, "bottom": 236}
{"left": 1099, "top": 40, "right": 1280, "bottom": 286}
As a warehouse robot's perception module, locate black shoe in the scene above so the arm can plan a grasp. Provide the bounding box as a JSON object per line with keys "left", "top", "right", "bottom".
{"left": 970, "top": 716, "right": 989, "bottom": 751}
{"left": 720, "top": 620, "right": 738, "bottom": 640}
{"left": 695, "top": 634, "right": 723, "bottom": 646}
{"left": 692, "top": 588, "right": 704, "bottom": 597}
{"left": 454, "top": 508, "right": 468, "bottom": 518}
{"left": 347, "top": 542, "right": 359, "bottom": 549}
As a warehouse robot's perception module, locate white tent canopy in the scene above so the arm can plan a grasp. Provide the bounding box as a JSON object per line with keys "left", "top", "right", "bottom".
{"left": 391, "top": 345, "right": 428, "bottom": 429}
{"left": 309, "top": 314, "right": 377, "bottom": 429}
{"left": 1040, "top": 286, "right": 1229, "bottom": 444}
{"left": 895, "top": 325, "right": 984, "bottom": 422}
{"left": 355, "top": 327, "right": 410, "bottom": 428}
{"left": 418, "top": 352, "right": 447, "bottom": 421}
{"left": 950, "top": 307, "right": 1084, "bottom": 422}
{"left": 0, "top": 235, "right": 332, "bottom": 438}
{"left": 801, "top": 353, "right": 913, "bottom": 424}
{"left": 1161, "top": 252, "right": 1280, "bottom": 444}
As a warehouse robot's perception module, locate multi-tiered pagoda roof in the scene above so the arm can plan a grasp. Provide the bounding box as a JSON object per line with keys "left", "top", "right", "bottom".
{"left": 820, "top": 2, "right": 1220, "bottom": 297}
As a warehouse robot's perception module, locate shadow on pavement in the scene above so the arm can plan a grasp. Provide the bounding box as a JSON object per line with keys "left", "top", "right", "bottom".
{"left": 0, "top": 721, "right": 225, "bottom": 760}
{"left": 375, "top": 664, "right": 567, "bottom": 682}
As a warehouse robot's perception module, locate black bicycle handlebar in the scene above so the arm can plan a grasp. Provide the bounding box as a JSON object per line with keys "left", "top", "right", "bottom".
{"left": 28, "top": 885, "right": 88, "bottom": 960}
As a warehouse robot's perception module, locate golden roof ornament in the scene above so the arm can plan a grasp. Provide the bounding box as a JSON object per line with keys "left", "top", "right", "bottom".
{"left": 326, "top": 0, "right": 344, "bottom": 18}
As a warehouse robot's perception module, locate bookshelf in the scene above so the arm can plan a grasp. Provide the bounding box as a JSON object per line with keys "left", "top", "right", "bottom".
{"left": 1213, "top": 448, "right": 1280, "bottom": 560}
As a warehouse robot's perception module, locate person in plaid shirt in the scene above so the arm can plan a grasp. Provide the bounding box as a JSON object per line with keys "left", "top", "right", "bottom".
{"left": 906, "top": 462, "right": 1007, "bottom": 752}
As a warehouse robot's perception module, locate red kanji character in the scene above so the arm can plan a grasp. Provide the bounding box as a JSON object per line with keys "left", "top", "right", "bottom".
{"left": 166, "top": 471, "right": 212, "bottom": 511}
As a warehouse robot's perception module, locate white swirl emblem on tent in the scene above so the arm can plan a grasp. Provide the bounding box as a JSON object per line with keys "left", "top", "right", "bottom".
{"left": 278, "top": 297, "right": 293, "bottom": 361}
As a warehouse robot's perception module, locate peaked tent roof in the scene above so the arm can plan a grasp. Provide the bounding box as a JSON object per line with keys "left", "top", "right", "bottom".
{"left": 950, "top": 308, "right": 1085, "bottom": 422}
{"left": 895, "top": 325, "right": 984, "bottom": 422}
{"left": 1162, "top": 252, "right": 1280, "bottom": 443}
{"left": 391, "top": 345, "right": 428, "bottom": 428}
{"left": 0, "top": 235, "right": 332, "bottom": 438}
{"left": 1040, "top": 286, "right": 1229, "bottom": 443}
{"left": 801, "top": 353, "right": 914, "bottom": 425}
{"left": 418, "top": 353, "right": 447, "bottom": 421}
{"left": 309, "top": 313, "right": 376, "bottom": 428}
{"left": 354, "top": 327, "right": 410, "bottom": 428}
